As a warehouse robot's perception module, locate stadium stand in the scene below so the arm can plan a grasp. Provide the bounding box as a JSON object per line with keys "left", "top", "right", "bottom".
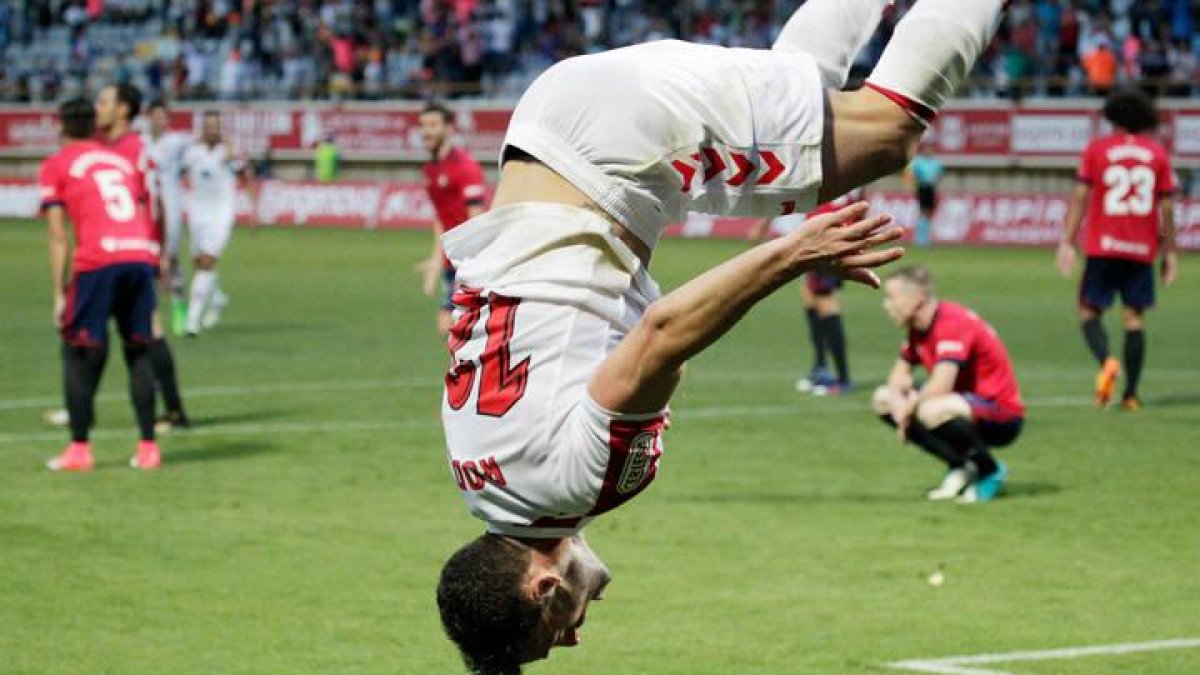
{"left": 0, "top": 1, "right": 1195, "bottom": 103}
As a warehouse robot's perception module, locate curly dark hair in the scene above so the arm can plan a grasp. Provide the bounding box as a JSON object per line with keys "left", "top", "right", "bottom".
{"left": 1102, "top": 87, "right": 1159, "bottom": 134}
{"left": 437, "top": 534, "right": 544, "bottom": 675}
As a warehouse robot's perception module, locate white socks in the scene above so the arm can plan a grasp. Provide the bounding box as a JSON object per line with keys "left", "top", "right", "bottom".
{"left": 774, "top": 0, "right": 891, "bottom": 89}
{"left": 187, "top": 269, "right": 217, "bottom": 334}
{"left": 868, "top": 0, "right": 1005, "bottom": 120}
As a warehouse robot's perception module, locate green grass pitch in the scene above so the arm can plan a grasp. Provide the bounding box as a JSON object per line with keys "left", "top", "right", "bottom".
{"left": 1, "top": 220, "right": 1198, "bottom": 674}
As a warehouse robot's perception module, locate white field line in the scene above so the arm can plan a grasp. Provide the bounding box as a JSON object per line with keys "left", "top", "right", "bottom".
{"left": 0, "top": 377, "right": 435, "bottom": 412}
{"left": 886, "top": 638, "right": 1200, "bottom": 675}
{"left": 3, "top": 365, "right": 1197, "bottom": 413}
{"left": 0, "top": 395, "right": 1091, "bottom": 446}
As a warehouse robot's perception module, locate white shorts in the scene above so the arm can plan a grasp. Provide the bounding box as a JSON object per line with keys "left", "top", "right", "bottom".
{"left": 441, "top": 203, "right": 667, "bottom": 537}
{"left": 504, "top": 40, "right": 825, "bottom": 250}
{"left": 188, "top": 205, "right": 235, "bottom": 258}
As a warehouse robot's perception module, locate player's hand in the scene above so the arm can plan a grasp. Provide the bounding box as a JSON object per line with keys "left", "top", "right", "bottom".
{"left": 790, "top": 202, "right": 904, "bottom": 289}
{"left": 1056, "top": 241, "right": 1076, "bottom": 278}
{"left": 414, "top": 258, "right": 439, "bottom": 297}
{"left": 1161, "top": 252, "right": 1178, "bottom": 286}
{"left": 53, "top": 292, "right": 66, "bottom": 327}
{"left": 891, "top": 394, "right": 916, "bottom": 443}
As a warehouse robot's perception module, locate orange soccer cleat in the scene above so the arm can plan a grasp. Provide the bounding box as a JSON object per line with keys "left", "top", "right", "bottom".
{"left": 47, "top": 442, "right": 94, "bottom": 472}
{"left": 1120, "top": 396, "right": 1142, "bottom": 412}
{"left": 1094, "top": 357, "right": 1121, "bottom": 408}
{"left": 130, "top": 440, "right": 161, "bottom": 470}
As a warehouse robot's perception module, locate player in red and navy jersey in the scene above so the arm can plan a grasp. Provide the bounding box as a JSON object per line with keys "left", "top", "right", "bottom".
{"left": 96, "top": 83, "right": 190, "bottom": 430}
{"left": 1057, "top": 87, "right": 1178, "bottom": 411}
{"left": 873, "top": 265, "right": 1024, "bottom": 503}
{"left": 749, "top": 187, "right": 864, "bottom": 395}
{"left": 41, "top": 99, "right": 164, "bottom": 471}
{"left": 416, "top": 101, "right": 488, "bottom": 335}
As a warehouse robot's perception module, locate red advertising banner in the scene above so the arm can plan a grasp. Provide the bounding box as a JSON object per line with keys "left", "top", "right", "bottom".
{"left": 0, "top": 103, "right": 1195, "bottom": 164}
{"left": 3, "top": 178, "right": 1197, "bottom": 250}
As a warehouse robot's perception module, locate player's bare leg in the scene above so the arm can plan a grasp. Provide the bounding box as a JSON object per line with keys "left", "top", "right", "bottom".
{"left": 819, "top": 0, "right": 1003, "bottom": 203}
{"left": 873, "top": 386, "right": 970, "bottom": 500}
{"left": 914, "top": 395, "right": 1007, "bottom": 503}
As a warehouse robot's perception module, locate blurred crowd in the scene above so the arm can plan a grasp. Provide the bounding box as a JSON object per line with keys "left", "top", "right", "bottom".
{"left": 0, "top": 0, "right": 1195, "bottom": 103}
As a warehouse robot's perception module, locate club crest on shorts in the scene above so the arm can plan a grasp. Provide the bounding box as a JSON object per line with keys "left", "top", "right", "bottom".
{"left": 616, "top": 431, "right": 661, "bottom": 495}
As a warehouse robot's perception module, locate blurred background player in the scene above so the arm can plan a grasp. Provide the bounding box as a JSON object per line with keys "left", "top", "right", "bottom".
{"left": 144, "top": 100, "right": 194, "bottom": 337}
{"left": 906, "top": 148, "right": 943, "bottom": 247}
{"left": 41, "top": 99, "right": 162, "bottom": 471}
{"left": 874, "top": 265, "right": 1024, "bottom": 503}
{"left": 415, "top": 101, "right": 488, "bottom": 335}
{"left": 182, "top": 110, "right": 250, "bottom": 337}
{"left": 1056, "top": 87, "right": 1179, "bottom": 411}
{"left": 749, "top": 188, "right": 865, "bottom": 396}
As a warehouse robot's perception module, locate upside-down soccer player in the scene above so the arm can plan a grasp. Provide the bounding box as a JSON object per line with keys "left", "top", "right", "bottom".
{"left": 435, "top": 1, "right": 1007, "bottom": 672}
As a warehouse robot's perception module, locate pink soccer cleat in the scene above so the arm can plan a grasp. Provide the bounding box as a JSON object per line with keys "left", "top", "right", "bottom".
{"left": 130, "top": 440, "right": 161, "bottom": 470}
{"left": 47, "top": 442, "right": 94, "bottom": 472}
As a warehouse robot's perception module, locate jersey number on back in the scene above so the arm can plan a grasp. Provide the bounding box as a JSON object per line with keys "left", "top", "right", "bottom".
{"left": 1102, "top": 165, "right": 1155, "bottom": 217}
{"left": 94, "top": 169, "right": 136, "bottom": 222}
{"left": 445, "top": 290, "right": 531, "bottom": 417}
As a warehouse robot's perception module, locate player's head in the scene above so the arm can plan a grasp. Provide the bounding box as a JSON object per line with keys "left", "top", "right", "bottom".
{"left": 1102, "top": 87, "right": 1159, "bottom": 135}
{"left": 147, "top": 99, "right": 170, "bottom": 135}
{"left": 201, "top": 110, "right": 222, "bottom": 144}
{"left": 883, "top": 264, "right": 935, "bottom": 328}
{"left": 95, "top": 83, "right": 142, "bottom": 132}
{"left": 438, "top": 534, "right": 611, "bottom": 674}
{"left": 58, "top": 98, "right": 97, "bottom": 141}
{"left": 419, "top": 101, "right": 454, "bottom": 155}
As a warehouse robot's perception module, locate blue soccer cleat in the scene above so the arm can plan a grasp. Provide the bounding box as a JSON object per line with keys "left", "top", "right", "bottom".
{"left": 958, "top": 461, "right": 1007, "bottom": 504}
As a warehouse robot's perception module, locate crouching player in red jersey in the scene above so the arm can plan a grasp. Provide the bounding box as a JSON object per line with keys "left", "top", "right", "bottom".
{"left": 41, "top": 99, "right": 163, "bottom": 471}
{"left": 1056, "top": 87, "right": 1179, "bottom": 410}
{"left": 874, "top": 266, "right": 1024, "bottom": 503}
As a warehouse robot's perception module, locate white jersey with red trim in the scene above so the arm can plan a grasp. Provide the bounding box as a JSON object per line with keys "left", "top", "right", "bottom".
{"left": 504, "top": 39, "right": 826, "bottom": 250}
{"left": 441, "top": 204, "right": 666, "bottom": 538}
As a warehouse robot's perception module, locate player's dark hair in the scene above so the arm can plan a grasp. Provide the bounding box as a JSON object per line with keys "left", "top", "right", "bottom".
{"left": 422, "top": 100, "right": 454, "bottom": 125}
{"left": 1102, "top": 87, "right": 1159, "bottom": 134}
{"left": 147, "top": 98, "right": 168, "bottom": 113}
{"left": 59, "top": 98, "right": 96, "bottom": 139}
{"left": 888, "top": 264, "right": 934, "bottom": 293}
{"left": 112, "top": 83, "right": 143, "bottom": 120}
{"left": 437, "top": 534, "right": 543, "bottom": 675}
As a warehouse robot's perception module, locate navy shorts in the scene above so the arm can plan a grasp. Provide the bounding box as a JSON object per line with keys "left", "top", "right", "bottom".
{"left": 61, "top": 263, "right": 157, "bottom": 348}
{"left": 805, "top": 271, "right": 842, "bottom": 295}
{"left": 1080, "top": 257, "right": 1155, "bottom": 311}
{"left": 441, "top": 267, "right": 457, "bottom": 311}
{"left": 964, "top": 394, "right": 1024, "bottom": 448}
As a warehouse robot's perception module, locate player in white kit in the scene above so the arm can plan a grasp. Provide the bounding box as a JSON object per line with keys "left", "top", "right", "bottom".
{"left": 181, "top": 110, "right": 247, "bottom": 337}
{"left": 435, "top": 2, "right": 1006, "bottom": 672}
{"left": 144, "top": 100, "right": 194, "bottom": 336}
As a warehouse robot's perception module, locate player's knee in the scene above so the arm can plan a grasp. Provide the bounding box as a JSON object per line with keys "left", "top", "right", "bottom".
{"left": 872, "top": 386, "right": 892, "bottom": 415}
{"left": 438, "top": 534, "right": 543, "bottom": 673}
{"left": 914, "top": 398, "right": 964, "bottom": 429}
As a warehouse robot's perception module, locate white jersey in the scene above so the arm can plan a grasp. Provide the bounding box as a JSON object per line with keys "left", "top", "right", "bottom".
{"left": 442, "top": 204, "right": 666, "bottom": 538}
{"left": 144, "top": 130, "right": 192, "bottom": 195}
{"left": 182, "top": 141, "right": 239, "bottom": 212}
{"left": 504, "top": 39, "right": 826, "bottom": 250}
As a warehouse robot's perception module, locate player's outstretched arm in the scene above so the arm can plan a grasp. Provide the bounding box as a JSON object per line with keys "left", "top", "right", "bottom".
{"left": 590, "top": 203, "right": 903, "bottom": 414}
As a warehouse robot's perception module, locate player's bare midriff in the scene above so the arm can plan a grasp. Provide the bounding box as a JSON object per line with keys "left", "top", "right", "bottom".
{"left": 491, "top": 154, "right": 654, "bottom": 264}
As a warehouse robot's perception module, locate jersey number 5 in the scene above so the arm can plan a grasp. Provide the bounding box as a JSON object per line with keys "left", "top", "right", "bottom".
{"left": 1102, "top": 165, "right": 1156, "bottom": 217}
{"left": 445, "top": 290, "right": 531, "bottom": 417}
{"left": 93, "top": 169, "right": 136, "bottom": 222}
